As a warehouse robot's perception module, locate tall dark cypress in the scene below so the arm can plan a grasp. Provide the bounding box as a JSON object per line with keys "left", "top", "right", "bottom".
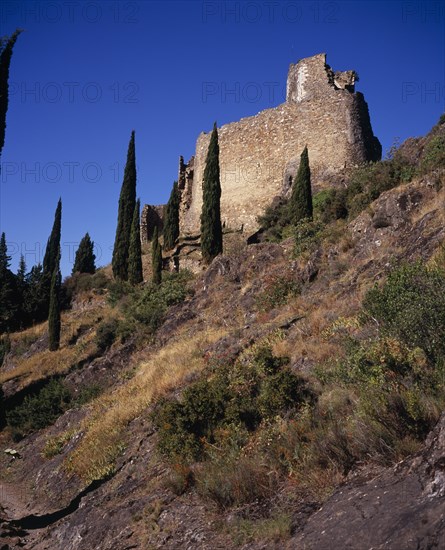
{"left": 112, "top": 131, "right": 137, "bottom": 280}
{"left": 0, "top": 29, "right": 22, "bottom": 158}
{"left": 48, "top": 253, "right": 61, "bottom": 351}
{"left": 15, "top": 255, "right": 27, "bottom": 329}
{"left": 0, "top": 232, "right": 16, "bottom": 332}
{"left": 73, "top": 233, "right": 96, "bottom": 274}
{"left": 163, "top": 181, "right": 180, "bottom": 251}
{"left": 43, "top": 198, "right": 62, "bottom": 278}
{"left": 289, "top": 146, "right": 313, "bottom": 225}
{"left": 128, "top": 199, "right": 143, "bottom": 285}
{"left": 42, "top": 198, "right": 62, "bottom": 315}
{"left": 200, "top": 122, "right": 223, "bottom": 263}
{"left": 152, "top": 227, "right": 162, "bottom": 285}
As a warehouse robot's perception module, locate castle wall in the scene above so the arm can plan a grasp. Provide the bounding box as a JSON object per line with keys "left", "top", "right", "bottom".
{"left": 179, "top": 53, "right": 380, "bottom": 236}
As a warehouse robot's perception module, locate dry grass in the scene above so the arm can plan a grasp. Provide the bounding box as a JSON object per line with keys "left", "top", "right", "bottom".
{"left": 0, "top": 335, "right": 97, "bottom": 388}
{"left": 65, "top": 327, "right": 227, "bottom": 483}
{"left": 0, "top": 305, "right": 109, "bottom": 387}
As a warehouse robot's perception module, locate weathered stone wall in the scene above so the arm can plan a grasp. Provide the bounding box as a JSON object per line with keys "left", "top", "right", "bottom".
{"left": 179, "top": 53, "right": 381, "bottom": 236}
{"left": 140, "top": 204, "right": 164, "bottom": 243}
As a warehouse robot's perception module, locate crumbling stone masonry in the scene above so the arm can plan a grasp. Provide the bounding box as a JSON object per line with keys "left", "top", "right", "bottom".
{"left": 140, "top": 204, "right": 164, "bottom": 244}
{"left": 142, "top": 53, "right": 381, "bottom": 242}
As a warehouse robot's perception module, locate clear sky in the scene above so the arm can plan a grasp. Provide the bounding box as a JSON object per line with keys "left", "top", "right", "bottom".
{"left": 0, "top": 0, "right": 444, "bottom": 276}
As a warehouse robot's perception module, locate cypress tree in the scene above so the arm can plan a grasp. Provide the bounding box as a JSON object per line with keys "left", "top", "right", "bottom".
{"left": 72, "top": 233, "right": 96, "bottom": 274}
{"left": 48, "top": 254, "right": 61, "bottom": 351}
{"left": 25, "top": 264, "right": 46, "bottom": 325}
{"left": 152, "top": 226, "right": 162, "bottom": 285}
{"left": 42, "top": 198, "right": 62, "bottom": 315}
{"left": 112, "top": 131, "right": 137, "bottom": 280}
{"left": 15, "top": 255, "right": 27, "bottom": 329}
{"left": 163, "top": 181, "right": 180, "bottom": 251}
{"left": 43, "top": 198, "right": 62, "bottom": 277}
{"left": 289, "top": 146, "right": 313, "bottom": 225}
{"left": 0, "top": 29, "right": 22, "bottom": 158}
{"left": 128, "top": 199, "right": 143, "bottom": 285}
{"left": 200, "top": 122, "right": 223, "bottom": 263}
{"left": 0, "top": 232, "right": 16, "bottom": 332}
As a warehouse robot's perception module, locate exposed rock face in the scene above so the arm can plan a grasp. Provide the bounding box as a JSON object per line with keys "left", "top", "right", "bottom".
{"left": 178, "top": 53, "right": 381, "bottom": 237}
{"left": 289, "top": 412, "right": 445, "bottom": 549}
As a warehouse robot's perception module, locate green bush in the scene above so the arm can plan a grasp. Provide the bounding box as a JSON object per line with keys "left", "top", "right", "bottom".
{"left": 153, "top": 348, "right": 311, "bottom": 464}
{"left": 122, "top": 270, "right": 193, "bottom": 334}
{"left": 313, "top": 188, "right": 348, "bottom": 223}
{"left": 95, "top": 318, "right": 119, "bottom": 351}
{"left": 363, "top": 263, "right": 445, "bottom": 362}
{"left": 74, "top": 384, "right": 102, "bottom": 405}
{"left": 419, "top": 134, "right": 445, "bottom": 174}
{"left": 62, "top": 271, "right": 110, "bottom": 304}
{"left": 292, "top": 218, "right": 324, "bottom": 257}
{"left": 6, "top": 379, "right": 72, "bottom": 437}
{"left": 257, "top": 197, "right": 291, "bottom": 241}
{"left": 258, "top": 369, "right": 309, "bottom": 419}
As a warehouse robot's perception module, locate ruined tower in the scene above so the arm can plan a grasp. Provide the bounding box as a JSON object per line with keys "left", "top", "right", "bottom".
{"left": 142, "top": 53, "right": 381, "bottom": 242}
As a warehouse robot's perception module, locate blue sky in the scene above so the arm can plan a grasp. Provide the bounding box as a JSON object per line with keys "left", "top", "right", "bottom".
{"left": 0, "top": 0, "right": 444, "bottom": 276}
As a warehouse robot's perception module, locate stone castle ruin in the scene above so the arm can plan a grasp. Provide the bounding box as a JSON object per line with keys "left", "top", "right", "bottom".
{"left": 142, "top": 53, "right": 381, "bottom": 245}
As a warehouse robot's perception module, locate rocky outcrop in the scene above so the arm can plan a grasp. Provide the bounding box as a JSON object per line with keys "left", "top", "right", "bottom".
{"left": 289, "top": 412, "right": 445, "bottom": 549}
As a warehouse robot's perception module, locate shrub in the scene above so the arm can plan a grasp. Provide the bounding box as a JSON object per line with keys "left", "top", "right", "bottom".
{"left": 313, "top": 188, "right": 348, "bottom": 223}
{"left": 255, "top": 272, "right": 300, "bottom": 312}
{"left": 257, "top": 197, "right": 291, "bottom": 241}
{"left": 258, "top": 369, "right": 310, "bottom": 419}
{"left": 95, "top": 318, "right": 119, "bottom": 351}
{"left": 6, "top": 378, "right": 72, "bottom": 437}
{"left": 195, "top": 453, "right": 276, "bottom": 508}
{"left": 62, "top": 271, "right": 109, "bottom": 303}
{"left": 153, "top": 348, "right": 310, "bottom": 466}
{"left": 74, "top": 383, "right": 102, "bottom": 405}
{"left": 419, "top": 133, "right": 445, "bottom": 174}
{"left": 122, "top": 270, "right": 193, "bottom": 334}
{"left": 292, "top": 218, "right": 324, "bottom": 257}
{"left": 363, "top": 263, "right": 445, "bottom": 362}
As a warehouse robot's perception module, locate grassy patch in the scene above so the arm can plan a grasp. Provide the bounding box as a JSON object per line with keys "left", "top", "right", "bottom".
{"left": 228, "top": 512, "right": 292, "bottom": 545}
{"left": 64, "top": 327, "right": 226, "bottom": 483}
{"left": 42, "top": 429, "right": 77, "bottom": 458}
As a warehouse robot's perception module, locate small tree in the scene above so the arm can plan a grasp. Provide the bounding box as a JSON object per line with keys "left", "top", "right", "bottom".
{"left": 112, "top": 131, "right": 137, "bottom": 281}
{"left": 24, "top": 264, "right": 46, "bottom": 325}
{"left": 289, "top": 146, "right": 313, "bottom": 225}
{"left": 200, "top": 122, "right": 223, "bottom": 263}
{"left": 48, "top": 255, "right": 61, "bottom": 352}
{"left": 128, "top": 199, "right": 143, "bottom": 285}
{"left": 0, "top": 29, "right": 22, "bottom": 157}
{"left": 43, "top": 198, "right": 62, "bottom": 278}
{"left": 163, "top": 181, "right": 180, "bottom": 251}
{"left": 15, "top": 255, "right": 27, "bottom": 329}
{"left": 152, "top": 226, "right": 162, "bottom": 285}
{"left": 42, "top": 198, "right": 62, "bottom": 314}
{"left": 72, "top": 233, "right": 96, "bottom": 274}
{"left": 0, "top": 232, "right": 17, "bottom": 332}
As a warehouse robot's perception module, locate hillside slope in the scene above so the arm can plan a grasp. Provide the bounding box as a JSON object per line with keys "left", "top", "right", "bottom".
{"left": 1, "top": 120, "right": 444, "bottom": 549}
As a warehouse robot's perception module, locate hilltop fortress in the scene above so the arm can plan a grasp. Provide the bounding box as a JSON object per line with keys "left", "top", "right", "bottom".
{"left": 141, "top": 53, "right": 381, "bottom": 243}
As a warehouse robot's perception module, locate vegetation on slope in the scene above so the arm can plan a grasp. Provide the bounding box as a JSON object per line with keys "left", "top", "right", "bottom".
{"left": 0, "top": 116, "right": 444, "bottom": 548}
